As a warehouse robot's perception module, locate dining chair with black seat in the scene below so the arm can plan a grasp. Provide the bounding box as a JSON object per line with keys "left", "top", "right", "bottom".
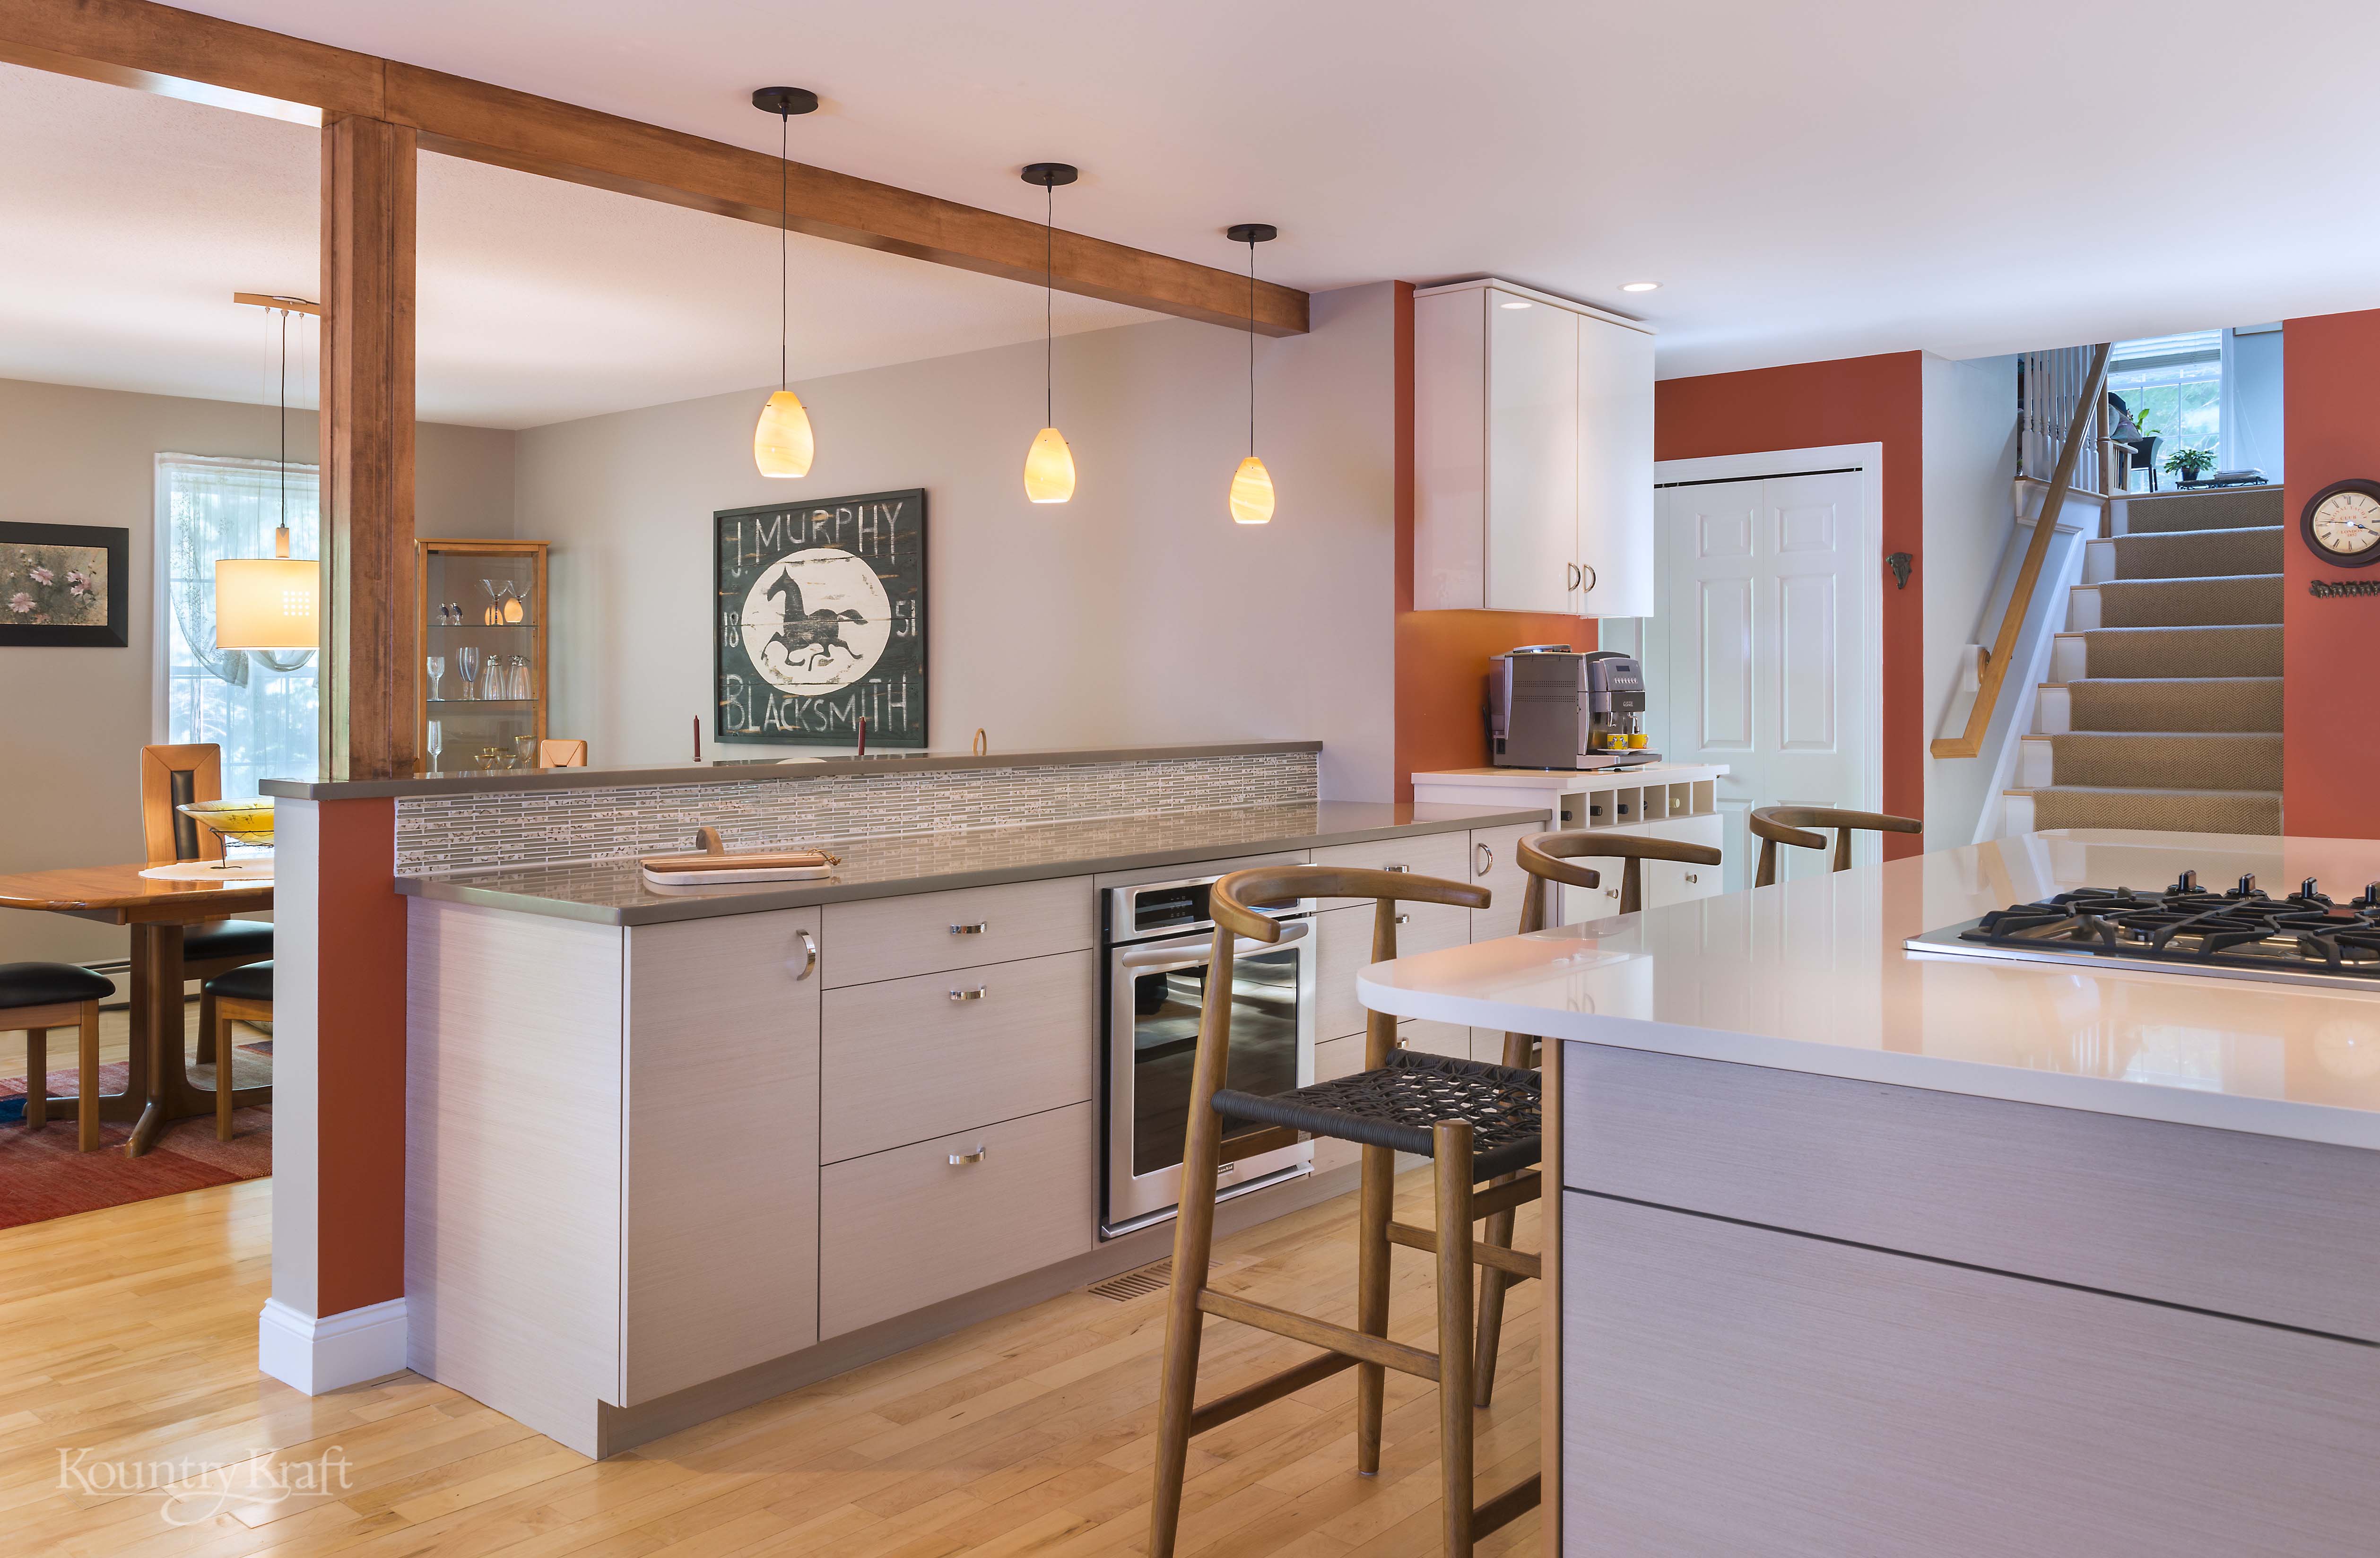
{"left": 141, "top": 744, "right": 273, "bottom": 1062}
{"left": 2, "top": 961, "right": 109, "bottom": 1151}
{"left": 1148, "top": 863, "right": 1541, "bottom": 1558}
{"left": 1750, "top": 805, "right": 1926, "bottom": 886}
{"left": 198, "top": 961, "right": 270, "bottom": 1141}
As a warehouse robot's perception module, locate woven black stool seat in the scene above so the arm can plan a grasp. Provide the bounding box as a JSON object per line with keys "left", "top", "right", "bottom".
{"left": 1214, "top": 1049, "right": 1543, "bottom": 1181}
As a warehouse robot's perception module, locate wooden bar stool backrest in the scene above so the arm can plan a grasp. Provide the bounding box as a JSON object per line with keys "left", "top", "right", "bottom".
{"left": 538, "top": 738, "right": 589, "bottom": 768}
{"left": 1214, "top": 865, "right": 1488, "bottom": 1071}
{"left": 1750, "top": 805, "right": 1924, "bottom": 887}
{"left": 1517, "top": 830, "right": 1721, "bottom": 917}
{"left": 139, "top": 743, "right": 224, "bottom": 864}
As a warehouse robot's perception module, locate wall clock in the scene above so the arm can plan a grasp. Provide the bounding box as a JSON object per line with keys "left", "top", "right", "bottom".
{"left": 2302, "top": 478, "right": 2380, "bottom": 568}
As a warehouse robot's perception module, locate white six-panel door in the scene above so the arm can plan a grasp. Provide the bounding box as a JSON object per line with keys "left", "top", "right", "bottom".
{"left": 1653, "top": 470, "right": 1871, "bottom": 892}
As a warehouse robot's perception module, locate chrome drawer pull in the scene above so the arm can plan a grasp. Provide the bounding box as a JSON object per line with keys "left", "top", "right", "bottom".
{"left": 1685, "top": 873, "right": 1700, "bottom": 884}
{"left": 1385, "top": 863, "right": 1410, "bottom": 873}
{"left": 1475, "top": 841, "right": 1494, "bottom": 877}
{"left": 950, "top": 921, "right": 989, "bottom": 935}
{"left": 1394, "top": 913, "right": 1412, "bottom": 926}
{"left": 949, "top": 986, "right": 990, "bottom": 1002}
{"left": 948, "top": 1146, "right": 988, "bottom": 1166}
{"left": 788, "top": 928, "right": 817, "bottom": 982}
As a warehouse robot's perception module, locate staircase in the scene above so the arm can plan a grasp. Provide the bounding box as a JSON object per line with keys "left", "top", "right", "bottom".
{"left": 2006, "top": 485, "right": 2284, "bottom": 835}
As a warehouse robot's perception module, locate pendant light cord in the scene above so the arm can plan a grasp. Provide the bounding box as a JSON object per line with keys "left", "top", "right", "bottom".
{"left": 1246, "top": 240, "right": 1257, "bottom": 456}
{"left": 779, "top": 110, "right": 789, "bottom": 392}
{"left": 277, "top": 307, "right": 288, "bottom": 550}
{"left": 1045, "top": 182, "right": 1054, "bottom": 428}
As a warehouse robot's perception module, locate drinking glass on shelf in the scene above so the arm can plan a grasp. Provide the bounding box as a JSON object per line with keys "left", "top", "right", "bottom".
{"left": 426, "top": 719, "right": 444, "bottom": 773}
{"left": 511, "top": 654, "right": 530, "bottom": 700}
{"left": 426, "top": 654, "right": 445, "bottom": 701}
{"left": 456, "top": 645, "right": 480, "bottom": 699}
{"left": 512, "top": 580, "right": 534, "bottom": 626}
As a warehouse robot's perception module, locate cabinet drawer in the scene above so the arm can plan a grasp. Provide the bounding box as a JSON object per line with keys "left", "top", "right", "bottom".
{"left": 1467, "top": 822, "right": 1541, "bottom": 940}
{"left": 1315, "top": 899, "right": 1468, "bottom": 1041}
{"left": 1565, "top": 1044, "right": 2380, "bottom": 1342}
{"left": 822, "top": 876, "right": 1093, "bottom": 988}
{"left": 819, "top": 1103, "right": 1095, "bottom": 1339}
{"left": 820, "top": 948, "right": 1095, "bottom": 1163}
{"left": 1308, "top": 829, "right": 1471, "bottom": 890}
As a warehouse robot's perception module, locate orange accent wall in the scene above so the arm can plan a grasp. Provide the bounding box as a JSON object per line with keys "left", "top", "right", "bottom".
{"left": 1392, "top": 282, "right": 1598, "bottom": 797}
{"left": 2282, "top": 309, "right": 2380, "bottom": 837}
{"left": 1653, "top": 353, "right": 1928, "bottom": 858}
{"left": 315, "top": 797, "right": 408, "bottom": 1315}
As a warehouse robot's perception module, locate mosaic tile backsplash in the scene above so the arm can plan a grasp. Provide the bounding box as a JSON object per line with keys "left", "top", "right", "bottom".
{"left": 396, "top": 749, "right": 1320, "bottom": 876}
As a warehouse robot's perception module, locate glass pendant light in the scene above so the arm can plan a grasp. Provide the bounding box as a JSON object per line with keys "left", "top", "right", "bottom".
{"left": 1019, "top": 163, "right": 1078, "bottom": 503}
{"left": 216, "top": 302, "right": 320, "bottom": 652}
{"left": 752, "top": 87, "right": 820, "bottom": 478}
{"left": 1225, "top": 223, "right": 1278, "bottom": 524}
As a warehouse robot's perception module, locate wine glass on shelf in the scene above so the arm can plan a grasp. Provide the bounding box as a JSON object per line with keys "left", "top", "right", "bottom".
{"left": 500, "top": 581, "right": 524, "bottom": 624}
{"left": 426, "top": 719, "right": 444, "bottom": 773}
{"left": 426, "top": 654, "right": 445, "bottom": 701}
{"left": 510, "top": 580, "right": 533, "bottom": 625}
{"left": 480, "top": 579, "right": 502, "bottom": 625}
{"left": 457, "top": 645, "right": 480, "bottom": 699}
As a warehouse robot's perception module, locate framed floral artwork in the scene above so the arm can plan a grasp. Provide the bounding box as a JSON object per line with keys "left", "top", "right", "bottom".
{"left": 0, "top": 522, "right": 130, "bottom": 647}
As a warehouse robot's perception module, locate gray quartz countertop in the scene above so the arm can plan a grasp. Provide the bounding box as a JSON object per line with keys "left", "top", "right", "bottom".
{"left": 396, "top": 800, "right": 1547, "bottom": 925}
{"left": 264, "top": 738, "right": 1319, "bottom": 800}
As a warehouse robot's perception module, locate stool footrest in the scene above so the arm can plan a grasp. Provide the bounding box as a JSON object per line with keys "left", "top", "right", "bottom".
{"left": 1196, "top": 1289, "right": 1441, "bottom": 1382}
{"left": 1187, "top": 1350, "right": 1359, "bottom": 1437}
{"left": 1386, "top": 1220, "right": 1541, "bottom": 1280}
{"left": 1474, "top": 1472, "right": 1543, "bottom": 1539}
{"left": 1471, "top": 1170, "right": 1542, "bottom": 1221}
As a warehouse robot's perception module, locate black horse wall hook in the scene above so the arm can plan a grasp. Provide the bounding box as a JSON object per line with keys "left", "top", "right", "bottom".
{"left": 766, "top": 567, "right": 866, "bottom": 669}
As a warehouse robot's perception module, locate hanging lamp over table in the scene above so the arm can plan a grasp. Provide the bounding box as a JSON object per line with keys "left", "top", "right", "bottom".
{"left": 1226, "top": 224, "right": 1278, "bottom": 524}
{"left": 752, "top": 86, "right": 821, "bottom": 478}
{"left": 1020, "top": 162, "right": 1079, "bottom": 503}
{"left": 215, "top": 297, "right": 320, "bottom": 652}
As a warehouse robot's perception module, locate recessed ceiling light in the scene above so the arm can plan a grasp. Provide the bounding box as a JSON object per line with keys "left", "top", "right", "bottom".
{"left": 1499, "top": 298, "right": 1531, "bottom": 309}
{"left": 1620, "top": 281, "right": 1661, "bottom": 293}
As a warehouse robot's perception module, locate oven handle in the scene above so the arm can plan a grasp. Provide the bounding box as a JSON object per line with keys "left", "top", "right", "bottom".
{"left": 1115, "top": 918, "right": 1311, "bottom": 972}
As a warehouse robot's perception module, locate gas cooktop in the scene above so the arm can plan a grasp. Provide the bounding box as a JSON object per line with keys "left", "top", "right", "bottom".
{"left": 1905, "top": 871, "right": 2380, "bottom": 991}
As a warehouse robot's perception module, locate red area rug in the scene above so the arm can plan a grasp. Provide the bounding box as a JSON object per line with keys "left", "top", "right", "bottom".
{"left": 0, "top": 1060, "right": 271, "bottom": 1229}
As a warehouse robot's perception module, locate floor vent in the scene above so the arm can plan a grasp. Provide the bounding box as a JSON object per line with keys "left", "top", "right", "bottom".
{"left": 1087, "top": 1260, "right": 1172, "bottom": 1303}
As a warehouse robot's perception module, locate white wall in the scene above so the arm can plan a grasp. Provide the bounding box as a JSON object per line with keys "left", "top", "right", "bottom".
{"left": 516, "top": 283, "right": 1399, "bottom": 800}
{"left": 1920, "top": 353, "right": 2021, "bottom": 843}
{"left": 2225, "top": 324, "right": 2284, "bottom": 481}
{"left": 0, "top": 377, "right": 514, "bottom": 963}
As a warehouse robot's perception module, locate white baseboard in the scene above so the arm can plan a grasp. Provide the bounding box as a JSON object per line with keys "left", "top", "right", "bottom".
{"left": 259, "top": 1297, "right": 409, "bottom": 1394}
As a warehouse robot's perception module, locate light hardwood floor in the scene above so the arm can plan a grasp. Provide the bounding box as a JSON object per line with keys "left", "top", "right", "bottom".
{"left": 2, "top": 1173, "right": 1538, "bottom": 1557}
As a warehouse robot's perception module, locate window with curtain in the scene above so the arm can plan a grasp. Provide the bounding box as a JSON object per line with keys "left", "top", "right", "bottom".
{"left": 156, "top": 453, "right": 321, "bottom": 798}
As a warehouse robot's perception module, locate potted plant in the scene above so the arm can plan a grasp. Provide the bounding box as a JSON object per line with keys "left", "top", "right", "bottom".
{"left": 2163, "top": 445, "right": 2216, "bottom": 484}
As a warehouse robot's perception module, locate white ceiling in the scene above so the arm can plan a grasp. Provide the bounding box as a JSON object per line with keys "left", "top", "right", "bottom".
{"left": 11, "top": 0, "right": 2380, "bottom": 415}
{"left": 0, "top": 63, "right": 1157, "bottom": 428}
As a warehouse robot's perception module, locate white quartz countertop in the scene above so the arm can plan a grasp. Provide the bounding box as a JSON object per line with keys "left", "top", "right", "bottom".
{"left": 1357, "top": 830, "right": 2380, "bottom": 1151}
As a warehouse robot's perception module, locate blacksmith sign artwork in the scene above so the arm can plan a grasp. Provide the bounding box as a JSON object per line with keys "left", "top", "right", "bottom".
{"left": 713, "top": 489, "right": 926, "bottom": 747}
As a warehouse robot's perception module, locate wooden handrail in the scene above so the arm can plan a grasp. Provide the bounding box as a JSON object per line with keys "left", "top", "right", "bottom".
{"left": 1932, "top": 341, "right": 2110, "bottom": 759}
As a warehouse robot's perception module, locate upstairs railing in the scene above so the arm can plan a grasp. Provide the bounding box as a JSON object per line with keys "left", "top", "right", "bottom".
{"left": 1932, "top": 340, "right": 2111, "bottom": 760}
{"left": 2019, "top": 345, "right": 2121, "bottom": 494}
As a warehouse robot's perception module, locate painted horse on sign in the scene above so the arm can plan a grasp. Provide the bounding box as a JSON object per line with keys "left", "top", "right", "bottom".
{"left": 766, "top": 566, "right": 868, "bottom": 670}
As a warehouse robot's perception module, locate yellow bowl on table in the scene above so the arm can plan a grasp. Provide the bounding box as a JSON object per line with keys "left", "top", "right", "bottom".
{"left": 179, "top": 798, "right": 276, "bottom": 850}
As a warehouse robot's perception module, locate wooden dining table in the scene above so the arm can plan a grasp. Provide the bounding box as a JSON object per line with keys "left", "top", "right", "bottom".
{"left": 0, "top": 862, "right": 273, "bottom": 1157}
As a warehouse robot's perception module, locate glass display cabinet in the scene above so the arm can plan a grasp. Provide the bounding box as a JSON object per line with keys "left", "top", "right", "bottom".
{"left": 416, "top": 538, "right": 550, "bottom": 773}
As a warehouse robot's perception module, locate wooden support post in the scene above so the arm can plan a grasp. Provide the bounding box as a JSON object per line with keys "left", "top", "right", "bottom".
{"left": 320, "top": 113, "right": 418, "bottom": 781}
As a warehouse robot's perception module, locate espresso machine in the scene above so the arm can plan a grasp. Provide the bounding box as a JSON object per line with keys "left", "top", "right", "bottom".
{"left": 1487, "top": 645, "right": 1659, "bottom": 770}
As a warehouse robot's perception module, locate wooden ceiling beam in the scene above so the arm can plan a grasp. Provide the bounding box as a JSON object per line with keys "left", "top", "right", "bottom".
{"left": 0, "top": 0, "right": 1310, "bottom": 335}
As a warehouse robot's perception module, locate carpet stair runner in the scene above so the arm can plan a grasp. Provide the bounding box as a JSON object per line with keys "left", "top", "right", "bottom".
{"left": 2017, "top": 486, "right": 2284, "bottom": 836}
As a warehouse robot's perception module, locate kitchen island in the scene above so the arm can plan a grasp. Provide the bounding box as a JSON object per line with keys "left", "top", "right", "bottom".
{"left": 278, "top": 738, "right": 1551, "bottom": 1457}
{"left": 1360, "top": 828, "right": 2380, "bottom": 1558}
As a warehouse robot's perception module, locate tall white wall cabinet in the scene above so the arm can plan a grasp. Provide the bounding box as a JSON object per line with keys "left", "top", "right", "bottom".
{"left": 1414, "top": 279, "right": 1655, "bottom": 616}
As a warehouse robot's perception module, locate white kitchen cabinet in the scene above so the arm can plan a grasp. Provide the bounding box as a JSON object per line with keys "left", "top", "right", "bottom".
{"left": 1415, "top": 278, "right": 1656, "bottom": 617}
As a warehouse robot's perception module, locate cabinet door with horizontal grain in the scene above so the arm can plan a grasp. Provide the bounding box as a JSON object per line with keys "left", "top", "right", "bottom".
{"left": 1313, "top": 899, "right": 1468, "bottom": 1041}
{"left": 819, "top": 1103, "right": 1095, "bottom": 1339}
{"left": 818, "top": 948, "right": 1097, "bottom": 1163}
{"left": 1564, "top": 1193, "right": 2380, "bottom": 1557}
{"left": 621, "top": 908, "right": 820, "bottom": 1405}
{"left": 821, "top": 875, "right": 1094, "bottom": 988}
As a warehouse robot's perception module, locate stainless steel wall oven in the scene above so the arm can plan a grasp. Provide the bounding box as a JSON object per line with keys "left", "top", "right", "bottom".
{"left": 1101, "top": 870, "right": 1317, "bottom": 1237}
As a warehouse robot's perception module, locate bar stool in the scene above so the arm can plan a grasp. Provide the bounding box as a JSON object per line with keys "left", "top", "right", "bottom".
{"left": 1750, "top": 805, "right": 1924, "bottom": 886}
{"left": 142, "top": 744, "right": 272, "bottom": 1063}
{"left": 1465, "top": 826, "right": 1725, "bottom": 1405}
{"left": 1148, "top": 865, "right": 1541, "bottom": 1558}
{"left": 198, "top": 961, "right": 272, "bottom": 1141}
{"left": 2, "top": 961, "right": 109, "bottom": 1152}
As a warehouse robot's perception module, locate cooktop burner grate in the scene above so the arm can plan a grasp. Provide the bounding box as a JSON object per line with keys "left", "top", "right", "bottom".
{"left": 1907, "top": 871, "right": 2380, "bottom": 989}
